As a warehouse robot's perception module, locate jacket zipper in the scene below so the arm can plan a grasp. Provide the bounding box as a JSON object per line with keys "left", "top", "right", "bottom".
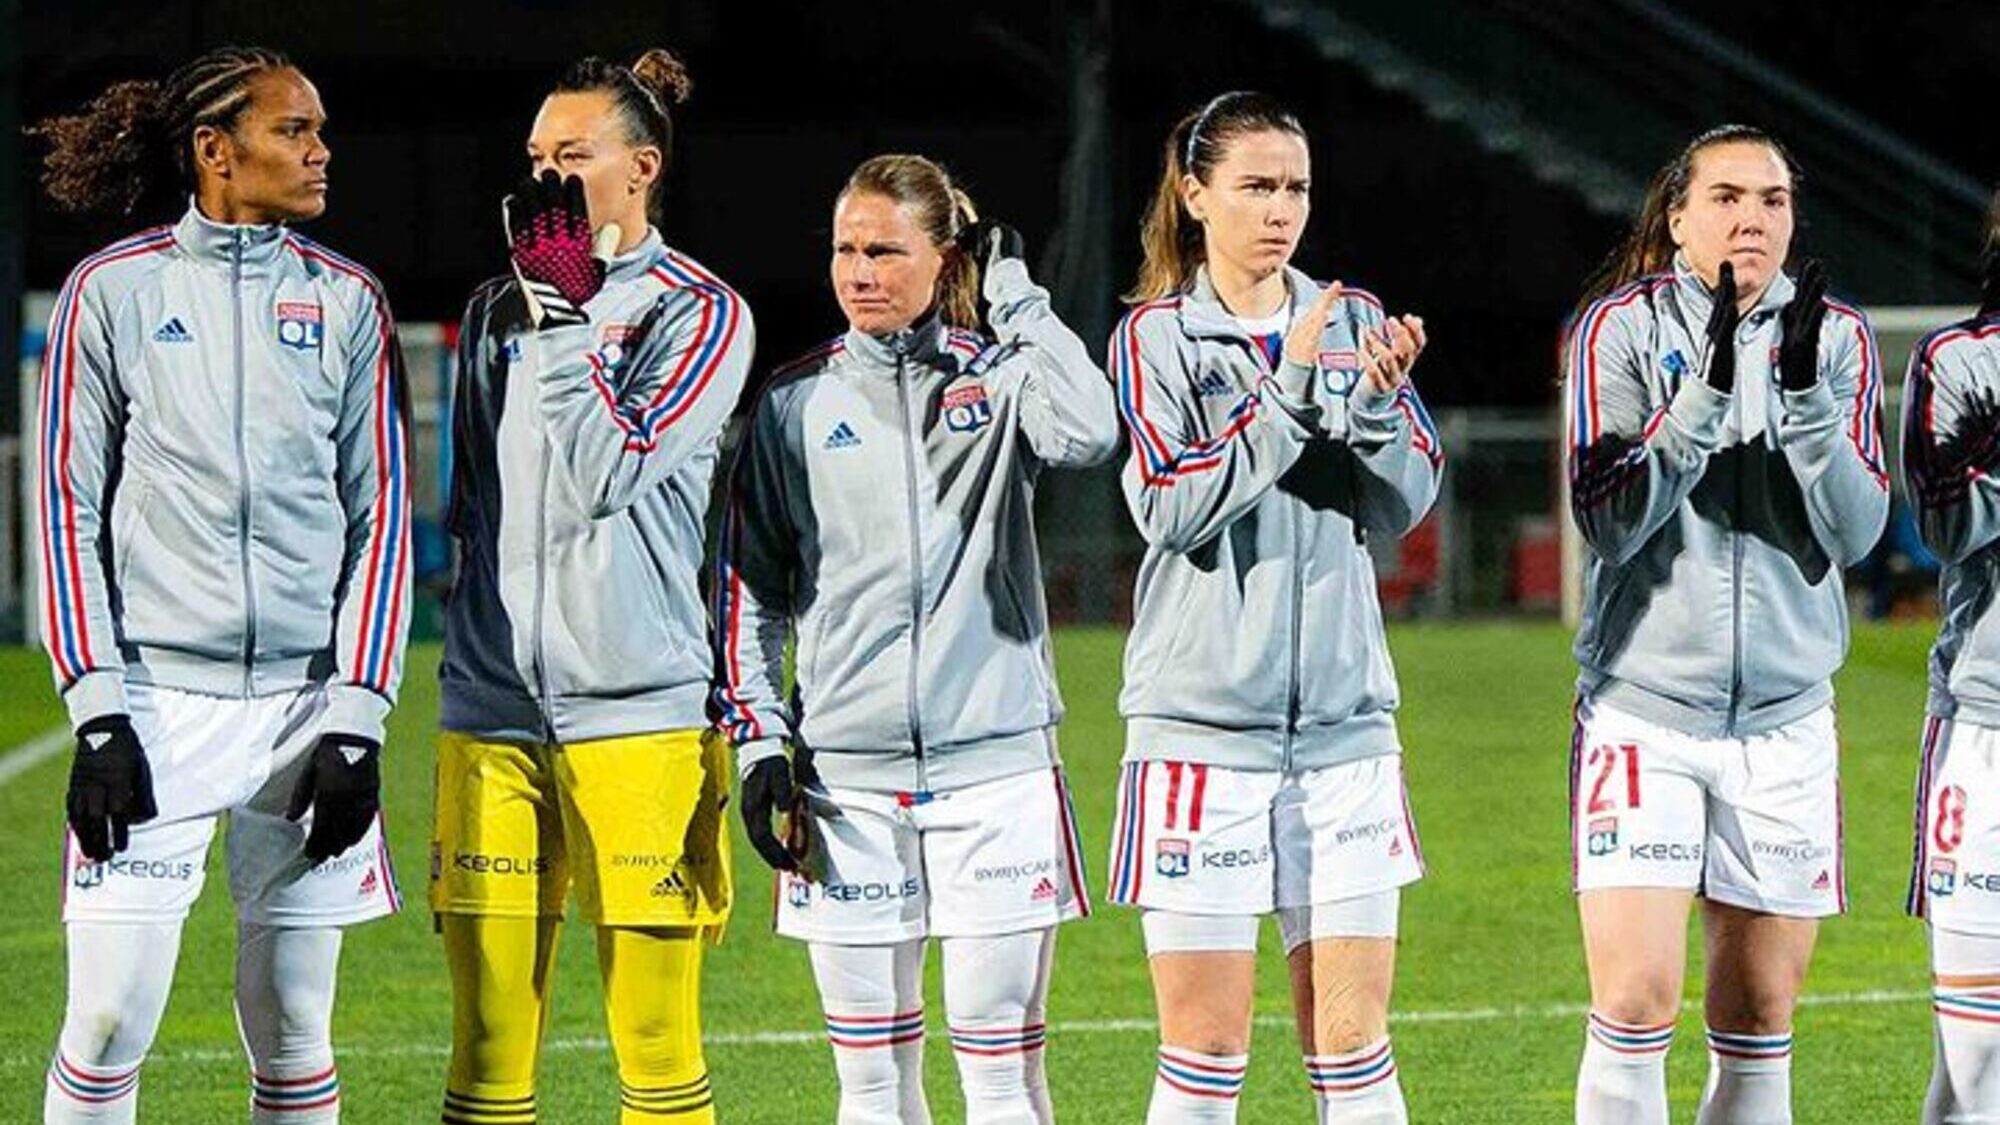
{"left": 1285, "top": 501, "right": 1305, "bottom": 770}
{"left": 1253, "top": 331, "right": 1304, "bottom": 769}
{"left": 893, "top": 344, "right": 929, "bottom": 791}
{"left": 231, "top": 232, "right": 259, "bottom": 695}
{"left": 532, "top": 378, "right": 557, "bottom": 743}
{"left": 1727, "top": 321, "right": 1746, "bottom": 734}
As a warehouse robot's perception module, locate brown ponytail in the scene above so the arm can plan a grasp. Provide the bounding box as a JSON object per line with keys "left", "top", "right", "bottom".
{"left": 1572, "top": 124, "right": 1801, "bottom": 320}
{"left": 31, "top": 46, "right": 292, "bottom": 217}
{"left": 1127, "top": 91, "right": 1306, "bottom": 303}
{"left": 554, "top": 47, "right": 693, "bottom": 221}
{"left": 840, "top": 154, "right": 983, "bottom": 330}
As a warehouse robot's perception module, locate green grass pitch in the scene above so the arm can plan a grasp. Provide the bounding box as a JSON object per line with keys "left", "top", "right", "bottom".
{"left": 0, "top": 623, "right": 1939, "bottom": 1121}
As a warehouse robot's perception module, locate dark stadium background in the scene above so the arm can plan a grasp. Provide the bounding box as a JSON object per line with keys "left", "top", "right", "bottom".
{"left": 4, "top": 0, "right": 1996, "bottom": 627}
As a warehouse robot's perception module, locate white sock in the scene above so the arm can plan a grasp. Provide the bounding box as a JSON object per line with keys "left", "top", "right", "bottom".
{"left": 45, "top": 921, "right": 182, "bottom": 1124}
{"left": 1695, "top": 1027, "right": 1792, "bottom": 1125}
{"left": 236, "top": 922, "right": 344, "bottom": 1123}
{"left": 1929, "top": 988, "right": 2000, "bottom": 1123}
{"left": 1575, "top": 1011, "right": 1672, "bottom": 1125}
{"left": 1306, "top": 1037, "right": 1406, "bottom": 1123}
{"left": 1148, "top": 1045, "right": 1247, "bottom": 1124}
{"left": 943, "top": 929, "right": 1057, "bottom": 1125}
{"left": 811, "top": 939, "right": 932, "bottom": 1125}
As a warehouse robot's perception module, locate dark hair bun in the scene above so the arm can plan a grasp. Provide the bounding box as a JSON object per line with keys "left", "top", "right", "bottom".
{"left": 631, "top": 48, "right": 692, "bottom": 107}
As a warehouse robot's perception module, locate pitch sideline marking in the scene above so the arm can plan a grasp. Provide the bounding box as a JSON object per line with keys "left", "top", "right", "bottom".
{"left": 0, "top": 728, "right": 68, "bottom": 789}
{"left": 0, "top": 987, "right": 1929, "bottom": 1070}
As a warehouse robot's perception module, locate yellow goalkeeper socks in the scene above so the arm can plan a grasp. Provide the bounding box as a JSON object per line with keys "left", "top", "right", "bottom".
{"left": 599, "top": 925, "right": 715, "bottom": 1123}
{"left": 440, "top": 914, "right": 560, "bottom": 1125}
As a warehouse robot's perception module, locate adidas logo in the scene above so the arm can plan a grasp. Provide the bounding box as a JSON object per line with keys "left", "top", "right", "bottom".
{"left": 651, "top": 872, "right": 691, "bottom": 898}
{"left": 1030, "top": 877, "right": 1057, "bottom": 903}
{"left": 153, "top": 317, "right": 192, "bottom": 344}
{"left": 1812, "top": 870, "right": 1831, "bottom": 891}
{"left": 1388, "top": 837, "right": 1404, "bottom": 858}
{"left": 1196, "top": 370, "right": 1233, "bottom": 397}
{"left": 357, "top": 869, "right": 379, "bottom": 898}
{"left": 823, "top": 421, "right": 862, "bottom": 450}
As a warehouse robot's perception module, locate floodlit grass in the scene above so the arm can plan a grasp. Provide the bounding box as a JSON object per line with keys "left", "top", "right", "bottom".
{"left": 0, "top": 623, "right": 1939, "bottom": 1121}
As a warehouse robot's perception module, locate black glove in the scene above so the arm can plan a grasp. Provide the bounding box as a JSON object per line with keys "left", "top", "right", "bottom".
{"left": 959, "top": 219, "right": 1025, "bottom": 270}
{"left": 1703, "top": 260, "right": 1740, "bottom": 394}
{"left": 741, "top": 745, "right": 823, "bottom": 872}
{"left": 1778, "top": 258, "right": 1830, "bottom": 392}
{"left": 67, "top": 715, "right": 157, "bottom": 862}
{"left": 286, "top": 733, "right": 382, "bottom": 864}
{"left": 503, "top": 170, "right": 615, "bottom": 329}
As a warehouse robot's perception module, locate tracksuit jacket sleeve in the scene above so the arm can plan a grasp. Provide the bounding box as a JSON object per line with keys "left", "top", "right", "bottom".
{"left": 712, "top": 400, "right": 797, "bottom": 775}
{"left": 1331, "top": 303, "right": 1445, "bottom": 535}
{"left": 1902, "top": 337, "right": 2000, "bottom": 564}
{"left": 38, "top": 272, "right": 131, "bottom": 728}
{"left": 1775, "top": 308, "right": 1890, "bottom": 565}
{"left": 533, "top": 281, "right": 753, "bottom": 518}
{"left": 1114, "top": 309, "right": 1316, "bottom": 553}
{"left": 325, "top": 281, "right": 413, "bottom": 743}
{"left": 1566, "top": 301, "right": 1731, "bottom": 566}
{"left": 983, "top": 259, "right": 1119, "bottom": 468}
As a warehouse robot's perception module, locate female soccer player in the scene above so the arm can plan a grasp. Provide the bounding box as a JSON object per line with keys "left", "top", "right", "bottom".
{"left": 1565, "top": 125, "right": 1887, "bottom": 1124}
{"left": 432, "top": 49, "right": 751, "bottom": 1125}
{"left": 33, "top": 46, "right": 409, "bottom": 1124}
{"left": 1107, "top": 91, "right": 1441, "bottom": 1125}
{"left": 716, "top": 153, "right": 1117, "bottom": 1124}
{"left": 1902, "top": 185, "right": 2000, "bottom": 1124}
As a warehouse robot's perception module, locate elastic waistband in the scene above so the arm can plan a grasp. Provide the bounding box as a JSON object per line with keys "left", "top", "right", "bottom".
{"left": 1581, "top": 676, "right": 1833, "bottom": 739}
{"left": 810, "top": 728, "right": 1059, "bottom": 792}
{"left": 1122, "top": 712, "right": 1400, "bottom": 769}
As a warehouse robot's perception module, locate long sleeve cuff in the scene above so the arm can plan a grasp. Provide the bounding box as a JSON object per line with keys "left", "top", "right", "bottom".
{"left": 323, "top": 684, "right": 392, "bottom": 745}
{"left": 63, "top": 669, "right": 130, "bottom": 730}
{"left": 734, "top": 736, "right": 788, "bottom": 781}
{"left": 1665, "top": 377, "right": 1731, "bottom": 448}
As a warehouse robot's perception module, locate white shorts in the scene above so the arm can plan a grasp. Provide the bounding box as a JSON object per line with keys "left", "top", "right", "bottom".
{"left": 1569, "top": 699, "right": 1843, "bottom": 917}
{"left": 774, "top": 767, "right": 1089, "bottom": 944}
{"left": 61, "top": 683, "right": 400, "bottom": 927}
{"left": 1105, "top": 755, "right": 1424, "bottom": 915}
{"left": 1910, "top": 716, "right": 2000, "bottom": 933}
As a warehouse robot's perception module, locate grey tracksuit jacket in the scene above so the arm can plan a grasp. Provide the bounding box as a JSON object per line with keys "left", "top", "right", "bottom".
{"left": 1113, "top": 266, "right": 1444, "bottom": 772}
{"left": 1900, "top": 310, "right": 2000, "bottom": 724}
{"left": 36, "top": 205, "right": 412, "bottom": 742}
{"left": 440, "top": 231, "right": 753, "bottom": 744}
{"left": 714, "top": 258, "right": 1119, "bottom": 792}
{"left": 1567, "top": 256, "right": 1889, "bottom": 737}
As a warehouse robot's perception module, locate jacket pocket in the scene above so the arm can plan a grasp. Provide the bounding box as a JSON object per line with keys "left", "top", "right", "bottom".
{"left": 111, "top": 477, "right": 156, "bottom": 590}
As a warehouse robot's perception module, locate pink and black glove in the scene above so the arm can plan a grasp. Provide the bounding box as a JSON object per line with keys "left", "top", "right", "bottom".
{"left": 503, "top": 170, "right": 618, "bottom": 329}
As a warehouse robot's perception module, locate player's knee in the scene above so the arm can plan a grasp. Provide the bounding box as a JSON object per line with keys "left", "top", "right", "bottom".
{"left": 616, "top": 1022, "right": 702, "bottom": 1080}
{"left": 1594, "top": 978, "right": 1681, "bottom": 1029}
{"left": 1165, "top": 1030, "right": 1251, "bottom": 1058}
{"left": 1705, "top": 1000, "right": 1794, "bottom": 1037}
{"left": 1312, "top": 1017, "right": 1384, "bottom": 1057}
{"left": 61, "top": 1003, "right": 147, "bottom": 1067}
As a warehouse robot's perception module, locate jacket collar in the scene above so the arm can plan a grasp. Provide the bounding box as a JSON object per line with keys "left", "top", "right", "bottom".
{"left": 1672, "top": 252, "right": 1796, "bottom": 325}
{"left": 1178, "top": 264, "right": 1318, "bottom": 341}
{"left": 173, "top": 201, "right": 289, "bottom": 267}
{"left": 608, "top": 227, "right": 666, "bottom": 284}
{"left": 843, "top": 308, "right": 953, "bottom": 370}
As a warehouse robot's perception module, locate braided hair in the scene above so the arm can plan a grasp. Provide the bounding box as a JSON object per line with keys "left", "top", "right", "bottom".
{"left": 32, "top": 46, "right": 293, "bottom": 216}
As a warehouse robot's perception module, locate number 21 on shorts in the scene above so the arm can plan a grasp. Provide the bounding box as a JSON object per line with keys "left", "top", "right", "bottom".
{"left": 1586, "top": 742, "right": 1642, "bottom": 814}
